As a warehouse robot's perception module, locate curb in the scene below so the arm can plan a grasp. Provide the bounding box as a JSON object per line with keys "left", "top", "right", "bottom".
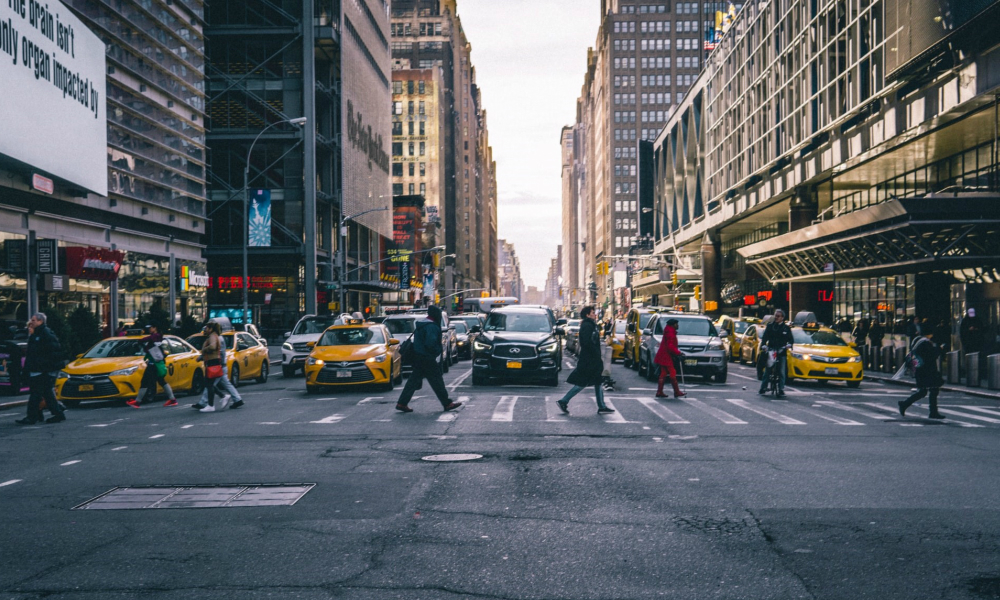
{"left": 865, "top": 373, "right": 1000, "bottom": 401}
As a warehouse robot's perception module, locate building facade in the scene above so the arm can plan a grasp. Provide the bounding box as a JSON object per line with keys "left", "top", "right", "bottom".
{"left": 0, "top": 0, "right": 208, "bottom": 334}
{"left": 205, "top": 0, "right": 393, "bottom": 336}
{"left": 390, "top": 0, "right": 497, "bottom": 307}
{"left": 651, "top": 0, "right": 1000, "bottom": 342}
{"left": 497, "top": 239, "right": 524, "bottom": 300}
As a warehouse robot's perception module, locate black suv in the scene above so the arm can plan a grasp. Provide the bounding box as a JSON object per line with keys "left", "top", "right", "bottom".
{"left": 472, "top": 307, "right": 565, "bottom": 386}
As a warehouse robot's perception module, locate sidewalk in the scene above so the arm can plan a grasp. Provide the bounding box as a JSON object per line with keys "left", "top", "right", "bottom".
{"left": 864, "top": 371, "right": 1000, "bottom": 401}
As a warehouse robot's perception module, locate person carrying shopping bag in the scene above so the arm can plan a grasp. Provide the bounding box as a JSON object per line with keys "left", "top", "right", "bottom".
{"left": 199, "top": 322, "right": 230, "bottom": 413}
{"left": 192, "top": 332, "right": 242, "bottom": 410}
{"left": 555, "top": 306, "right": 615, "bottom": 415}
{"left": 126, "top": 324, "right": 177, "bottom": 408}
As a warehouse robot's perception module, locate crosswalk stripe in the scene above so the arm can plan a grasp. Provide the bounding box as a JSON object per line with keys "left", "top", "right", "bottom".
{"left": 437, "top": 396, "right": 468, "bottom": 422}
{"left": 679, "top": 398, "right": 747, "bottom": 424}
{"left": 599, "top": 398, "right": 628, "bottom": 423}
{"left": 545, "top": 396, "right": 568, "bottom": 421}
{"left": 859, "top": 402, "right": 984, "bottom": 428}
{"left": 958, "top": 406, "right": 1000, "bottom": 418}
{"left": 792, "top": 407, "right": 864, "bottom": 425}
{"left": 492, "top": 396, "right": 518, "bottom": 421}
{"left": 310, "top": 414, "right": 346, "bottom": 424}
{"left": 936, "top": 408, "right": 1000, "bottom": 424}
{"left": 633, "top": 397, "right": 689, "bottom": 424}
{"left": 726, "top": 399, "right": 806, "bottom": 424}
{"left": 815, "top": 400, "right": 894, "bottom": 420}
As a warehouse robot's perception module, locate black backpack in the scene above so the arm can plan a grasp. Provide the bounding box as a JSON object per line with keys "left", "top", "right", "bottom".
{"left": 398, "top": 336, "right": 414, "bottom": 360}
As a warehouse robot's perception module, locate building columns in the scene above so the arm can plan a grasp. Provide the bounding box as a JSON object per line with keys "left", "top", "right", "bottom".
{"left": 701, "top": 231, "right": 721, "bottom": 316}
{"left": 788, "top": 187, "right": 818, "bottom": 318}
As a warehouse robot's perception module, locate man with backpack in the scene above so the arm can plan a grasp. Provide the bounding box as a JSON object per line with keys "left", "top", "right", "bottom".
{"left": 16, "top": 313, "right": 67, "bottom": 425}
{"left": 897, "top": 331, "right": 945, "bottom": 419}
{"left": 395, "top": 305, "right": 462, "bottom": 413}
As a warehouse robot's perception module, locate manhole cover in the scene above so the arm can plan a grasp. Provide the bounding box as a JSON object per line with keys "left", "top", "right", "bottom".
{"left": 73, "top": 484, "right": 315, "bottom": 510}
{"left": 421, "top": 454, "right": 483, "bottom": 462}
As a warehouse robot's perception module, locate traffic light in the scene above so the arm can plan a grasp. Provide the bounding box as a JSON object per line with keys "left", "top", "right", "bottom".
{"left": 694, "top": 285, "right": 701, "bottom": 300}
{"left": 558, "top": 288, "right": 563, "bottom": 297}
{"left": 671, "top": 272, "right": 678, "bottom": 286}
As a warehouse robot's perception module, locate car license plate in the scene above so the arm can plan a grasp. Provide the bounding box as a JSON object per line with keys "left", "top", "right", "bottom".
{"left": 78, "top": 384, "right": 94, "bottom": 391}
{"left": 684, "top": 359, "right": 697, "bottom": 366}
{"left": 507, "top": 361, "right": 522, "bottom": 369}
{"left": 336, "top": 370, "right": 352, "bottom": 378}
{"left": 824, "top": 367, "right": 839, "bottom": 376}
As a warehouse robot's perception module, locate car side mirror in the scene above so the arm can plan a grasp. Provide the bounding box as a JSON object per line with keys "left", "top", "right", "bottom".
{"left": 556, "top": 318, "right": 568, "bottom": 326}
{"left": 555, "top": 327, "right": 566, "bottom": 336}
{"left": 643, "top": 328, "right": 653, "bottom": 336}
{"left": 848, "top": 342, "right": 857, "bottom": 348}
{"left": 306, "top": 341, "right": 316, "bottom": 348}
{"left": 389, "top": 339, "right": 400, "bottom": 346}
{"left": 76, "top": 353, "right": 83, "bottom": 359}
{"left": 283, "top": 332, "right": 291, "bottom": 339}
{"left": 720, "top": 329, "right": 729, "bottom": 337}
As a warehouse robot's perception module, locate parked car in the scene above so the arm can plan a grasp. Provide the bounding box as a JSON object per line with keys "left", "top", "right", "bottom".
{"left": 407, "top": 308, "right": 457, "bottom": 367}
{"left": 637, "top": 313, "right": 728, "bottom": 383}
{"left": 471, "top": 306, "right": 565, "bottom": 387}
{"left": 453, "top": 320, "right": 473, "bottom": 360}
{"left": 716, "top": 316, "right": 758, "bottom": 362}
{"left": 622, "top": 308, "right": 662, "bottom": 369}
{"left": 607, "top": 319, "right": 627, "bottom": 363}
{"left": 739, "top": 324, "right": 767, "bottom": 377}
{"left": 564, "top": 319, "right": 582, "bottom": 354}
{"left": 383, "top": 313, "right": 452, "bottom": 374}
{"left": 281, "top": 314, "right": 340, "bottom": 377}
{"left": 304, "top": 322, "right": 402, "bottom": 393}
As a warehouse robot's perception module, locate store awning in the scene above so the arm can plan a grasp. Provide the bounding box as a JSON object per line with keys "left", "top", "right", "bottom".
{"left": 739, "top": 194, "right": 1000, "bottom": 282}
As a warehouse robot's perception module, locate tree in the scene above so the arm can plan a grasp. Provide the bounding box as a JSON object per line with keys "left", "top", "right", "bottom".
{"left": 39, "top": 305, "right": 75, "bottom": 359}
{"left": 135, "top": 304, "right": 172, "bottom": 334}
{"left": 67, "top": 305, "right": 103, "bottom": 356}
{"left": 176, "top": 314, "right": 202, "bottom": 338}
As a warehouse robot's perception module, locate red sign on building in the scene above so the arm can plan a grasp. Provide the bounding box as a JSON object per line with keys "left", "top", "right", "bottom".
{"left": 64, "top": 247, "right": 124, "bottom": 281}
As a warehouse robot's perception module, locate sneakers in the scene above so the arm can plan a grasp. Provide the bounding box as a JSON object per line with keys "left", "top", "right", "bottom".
{"left": 395, "top": 404, "right": 414, "bottom": 413}
{"left": 597, "top": 407, "right": 616, "bottom": 414}
{"left": 556, "top": 401, "right": 570, "bottom": 414}
{"left": 191, "top": 403, "right": 206, "bottom": 410}
{"left": 217, "top": 395, "right": 232, "bottom": 410}
{"left": 126, "top": 399, "right": 141, "bottom": 409}
{"left": 230, "top": 400, "right": 244, "bottom": 409}
{"left": 45, "top": 414, "right": 66, "bottom": 423}
{"left": 443, "top": 402, "right": 463, "bottom": 411}
{"left": 163, "top": 398, "right": 178, "bottom": 407}
{"left": 927, "top": 412, "right": 945, "bottom": 419}
{"left": 199, "top": 405, "right": 216, "bottom": 413}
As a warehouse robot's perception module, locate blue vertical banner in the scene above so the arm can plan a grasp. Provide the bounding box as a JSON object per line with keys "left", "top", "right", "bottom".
{"left": 249, "top": 189, "right": 272, "bottom": 247}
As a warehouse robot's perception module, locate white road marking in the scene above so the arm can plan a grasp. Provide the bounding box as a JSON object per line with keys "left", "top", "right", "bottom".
{"left": 726, "top": 399, "right": 806, "bottom": 424}
{"left": 628, "top": 387, "right": 658, "bottom": 391}
{"left": 492, "top": 396, "right": 518, "bottom": 422}
{"left": 936, "top": 408, "right": 1000, "bottom": 424}
{"left": 61, "top": 460, "right": 81, "bottom": 466}
{"left": 729, "top": 372, "right": 758, "bottom": 381}
{"left": 87, "top": 424, "right": 112, "bottom": 428}
{"left": 565, "top": 362, "right": 574, "bottom": 368}
{"left": 652, "top": 437, "right": 663, "bottom": 443}
{"left": 545, "top": 395, "right": 568, "bottom": 421}
{"left": 315, "top": 397, "right": 338, "bottom": 401}
{"left": 815, "top": 400, "right": 894, "bottom": 420}
{"left": 860, "top": 402, "right": 984, "bottom": 428}
{"left": 0, "top": 479, "right": 22, "bottom": 487}
{"left": 310, "top": 414, "right": 346, "bottom": 424}
{"left": 358, "top": 396, "right": 383, "bottom": 405}
{"left": 958, "top": 406, "right": 1000, "bottom": 418}
{"left": 447, "top": 370, "right": 472, "bottom": 391}
{"left": 634, "top": 396, "right": 690, "bottom": 423}
{"left": 180, "top": 425, "right": 194, "bottom": 429}
{"left": 679, "top": 398, "right": 747, "bottom": 424}
{"left": 259, "top": 422, "right": 282, "bottom": 425}
{"left": 793, "top": 407, "right": 865, "bottom": 426}
{"left": 598, "top": 397, "right": 628, "bottom": 423}
{"left": 436, "top": 396, "right": 468, "bottom": 421}
{"left": 149, "top": 434, "right": 165, "bottom": 439}
{"left": 110, "top": 446, "right": 127, "bottom": 451}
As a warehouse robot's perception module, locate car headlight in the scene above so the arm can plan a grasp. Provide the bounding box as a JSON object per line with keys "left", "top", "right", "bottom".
{"left": 791, "top": 352, "right": 811, "bottom": 361}
{"left": 282, "top": 343, "right": 293, "bottom": 351}
{"left": 708, "top": 341, "right": 724, "bottom": 351}
{"left": 473, "top": 339, "right": 492, "bottom": 352}
{"left": 847, "top": 355, "right": 861, "bottom": 363}
{"left": 110, "top": 366, "right": 139, "bottom": 377}
{"left": 539, "top": 341, "right": 559, "bottom": 353}
{"left": 56, "top": 371, "right": 70, "bottom": 380}
{"left": 458, "top": 340, "right": 467, "bottom": 346}
{"left": 367, "top": 354, "right": 387, "bottom": 363}
{"left": 307, "top": 357, "right": 324, "bottom": 366}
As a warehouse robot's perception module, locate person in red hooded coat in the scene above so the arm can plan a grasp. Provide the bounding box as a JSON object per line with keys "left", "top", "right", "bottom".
{"left": 654, "top": 318, "right": 686, "bottom": 398}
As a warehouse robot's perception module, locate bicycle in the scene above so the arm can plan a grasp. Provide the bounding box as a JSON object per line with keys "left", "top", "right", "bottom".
{"left": 762, "top": 344, "right": 790, "bottom": 397}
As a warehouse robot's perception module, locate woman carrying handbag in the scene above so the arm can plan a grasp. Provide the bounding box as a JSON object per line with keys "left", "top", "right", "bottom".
{"left": 199, "top": 322, "right": 230, "bottom": 413}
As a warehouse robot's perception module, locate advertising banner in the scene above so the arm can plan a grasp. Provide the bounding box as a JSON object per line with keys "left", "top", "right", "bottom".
{"left": 64, "top": 247, "right": 124, "bottom": 281}
{"left": 248, "top": 189, "right": 272, "bottom": 247}
{"left": 0, "top": 0, "right": 107, "bottom": 195}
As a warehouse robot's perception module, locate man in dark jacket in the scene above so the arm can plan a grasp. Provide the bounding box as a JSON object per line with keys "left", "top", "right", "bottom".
{"left": 556, "top": 306, "right": 614, "bottom": 415}
{"left": 16, "top": 313, "right": 67, "bottom": 425}
{"left": 395, "top": 305, "right": 462, "bottom": 413}
{"left": 758, "top": 309, "right": 794, "bottom": 397}
{"left": 897, "top": 331, "right": 945, "bottom": 419}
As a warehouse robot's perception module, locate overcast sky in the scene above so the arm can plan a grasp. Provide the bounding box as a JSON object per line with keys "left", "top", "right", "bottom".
{"left": 457, "top": 1, "right": 601, "bottom": 289}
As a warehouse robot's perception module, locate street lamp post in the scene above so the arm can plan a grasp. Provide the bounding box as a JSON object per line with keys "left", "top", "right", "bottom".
{"left": 243, "top": 117, "right": 307, "bottom": 328}
{"left": 338, "top": 206, "right": 390, "bottom": 314}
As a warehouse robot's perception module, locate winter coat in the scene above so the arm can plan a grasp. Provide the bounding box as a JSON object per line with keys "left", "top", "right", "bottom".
{"left": 201, "top": 332, "right": 221, "bottom": 363}
{"left": 654, "top": 325, "right": 681, "bottom": 367}
{"left": 761, "top": 321, "right": 794, "bottom": 350}
{"left": 567, "top": 318, "right": 603, "bottom": 387}
{"left": 910, "top": 336, "right": 943, "bottom": 389}
{"left": 23, "top": 324, "right": 63, "bottom": 373}
{"left": 867, "top": 322, "right": 885, "bottom": 347}
{"left": 413, "top": 319, "right": 444, "bottom": 358}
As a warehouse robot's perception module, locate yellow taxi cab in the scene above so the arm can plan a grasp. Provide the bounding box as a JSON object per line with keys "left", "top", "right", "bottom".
{"left": 738, "top": 324, "right": 766, "bottom": 367}
{"left": 717, "top": 316, "right": 760, "bottom": 362}
{"left": 607, "top": 319, "right": 627, "bottom": 363}
{"left": 786, "top": 323, "right": 863, "bottom": 387}
{"left": 56, "top": 335, "right": 205, "bottom": 407}
{"left": 304, "top": 320, "right": 402, "bottom": 393}
{"left": 622, "top": 308, "right": 661, "bottom": 369}
{"left": 186, "top": 331, "right": 270, "bottom": 387}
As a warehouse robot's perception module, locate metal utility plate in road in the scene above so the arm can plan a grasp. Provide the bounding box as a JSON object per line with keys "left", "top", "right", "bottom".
{"left": 421, "top": 454, "right": 484, "bottom": 462}
{"left": 72, "top": 484, "right": 315, "bottom": 510}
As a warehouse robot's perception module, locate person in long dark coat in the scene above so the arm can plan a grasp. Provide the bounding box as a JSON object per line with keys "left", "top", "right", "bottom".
{"left": 555, "top": 306, "right": 614, "bottom": 415}
{"left": 897, "top": 331, "right": 944, "bottom": 419}
{"left": 395, "top": 305, "right": 462, "bottom": 413}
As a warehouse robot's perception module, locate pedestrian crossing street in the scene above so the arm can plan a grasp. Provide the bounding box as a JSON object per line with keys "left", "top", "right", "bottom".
{"left": 292, "top": 392, "right": 1000, "bottom": 430}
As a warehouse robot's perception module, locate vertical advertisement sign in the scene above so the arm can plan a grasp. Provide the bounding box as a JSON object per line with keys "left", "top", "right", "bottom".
{"left": 249, "top": 189, "right": 272, "bottom": 247}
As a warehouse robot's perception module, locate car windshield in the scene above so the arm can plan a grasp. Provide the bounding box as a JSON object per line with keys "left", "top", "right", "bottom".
{"left": 453, "top": 322, "right": 468, "bottom": 333}
{"left": 656, "top": 318, "right": 717, "bottom": 337}
{"left": 733, "top": 321, "right": 750, "bottom": 334}
{"left": 639, "top": 313, "right": 656, "bottom": 329}
{"left": 222, "top": 333, "right": 235, "bottom": 348}
{"left": 83, "top": 339, "right": 145, "bottom": 359}
{"left": 793, "top": 329, "right": 848, "bottom": 346}
{"left": 317, "top": 328, "right": 385, "bottom": 346}
{"left": 293, "top": 317, "right": 338, "bottom": 335}
{"left": 457, "top": 317, "right": 481, "bottom": 328}
{"left": 615, "top": 321, "right": 627, "bottom": 334}
{"left": 568, "top": 320, "right": 581, "bottom": 329}
{"left": 384, "top": 318, "right": 416, "bottom": 334}
{"left": 485, "top": 312, "right": 552, "bottom": 333}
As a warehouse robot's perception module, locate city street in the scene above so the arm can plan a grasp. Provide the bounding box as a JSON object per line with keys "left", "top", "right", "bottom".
{"left": 2, "top": 354, "right": 1000, "bottom": 600}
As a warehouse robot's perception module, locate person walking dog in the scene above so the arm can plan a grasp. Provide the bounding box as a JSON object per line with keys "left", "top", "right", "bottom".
{"left": 556, "top": 306, "right": 615, "bottom": 415}
{"left": 395, "top": 305, "right": 462, "bottom": 413}
{"left": 16, "top": 313, "right": 67, "bottom": 425}
{"left": 897, "top": 330, "right": 945, "bottom": 419}
{"left": 654, "top": 318, "right": 686, "bottom": 398}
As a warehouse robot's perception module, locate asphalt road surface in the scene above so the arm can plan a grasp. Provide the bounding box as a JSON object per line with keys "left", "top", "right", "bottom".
{"left": 2, "top": 352, "right": 1000, "bottom": 599}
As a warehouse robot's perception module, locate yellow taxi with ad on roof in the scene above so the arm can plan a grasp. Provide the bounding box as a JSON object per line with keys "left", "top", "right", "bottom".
{"left": 304, "top": 320, "right": 402, "bottom": 393}
{"left": 56, "top": 335, "right": 205, "bottom": 407}
{"left": 786, "top": 323, "right": 863, "bottom": 388}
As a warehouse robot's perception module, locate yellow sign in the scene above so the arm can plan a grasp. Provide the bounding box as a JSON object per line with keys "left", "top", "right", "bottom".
{"left": 704, "top": 301, "right": 718, "bottom": 311}
{"left": 328, "top": 302, "right": 340, "bottom": 311}
{"left": 481, "top": 291, "right": 489, "bottom": 297}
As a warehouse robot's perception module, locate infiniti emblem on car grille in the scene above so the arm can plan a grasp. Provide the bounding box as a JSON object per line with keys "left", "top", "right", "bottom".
{"left": 509, "top": 348, "right": 521, "bottom": 354}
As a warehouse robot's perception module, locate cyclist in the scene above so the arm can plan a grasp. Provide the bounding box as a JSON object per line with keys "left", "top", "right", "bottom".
{"left": 758, "top": 309, "right": 794, "bottom": 397}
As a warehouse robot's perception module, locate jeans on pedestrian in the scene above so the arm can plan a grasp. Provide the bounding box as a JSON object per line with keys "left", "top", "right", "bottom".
{"left": 759, "top": 354, "right": 787, "bottom": 392}
{"left": 199, "top": 362, "right": 241, "bottom": 404}
{"left": 27, "top": 373, "right": 63, "bottom": 420}
{"left": 397, "top": 355, "right": 450, "bottom": 408}
{"left": 558, "top": 383, "right": 607, "bottom": 409}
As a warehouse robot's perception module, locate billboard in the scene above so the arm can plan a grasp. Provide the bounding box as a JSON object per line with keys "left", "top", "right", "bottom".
{"left": 341, "top": 3, "right": 392, "bottom": 237}
{"left": 886, "top": 0, "right": 1000, "bottom": 79}
{"left": 0, "top": 0, "right": 107, "bottom": 195}
{"left": 248, "top": 189, "right": 272, "bottom": 247}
